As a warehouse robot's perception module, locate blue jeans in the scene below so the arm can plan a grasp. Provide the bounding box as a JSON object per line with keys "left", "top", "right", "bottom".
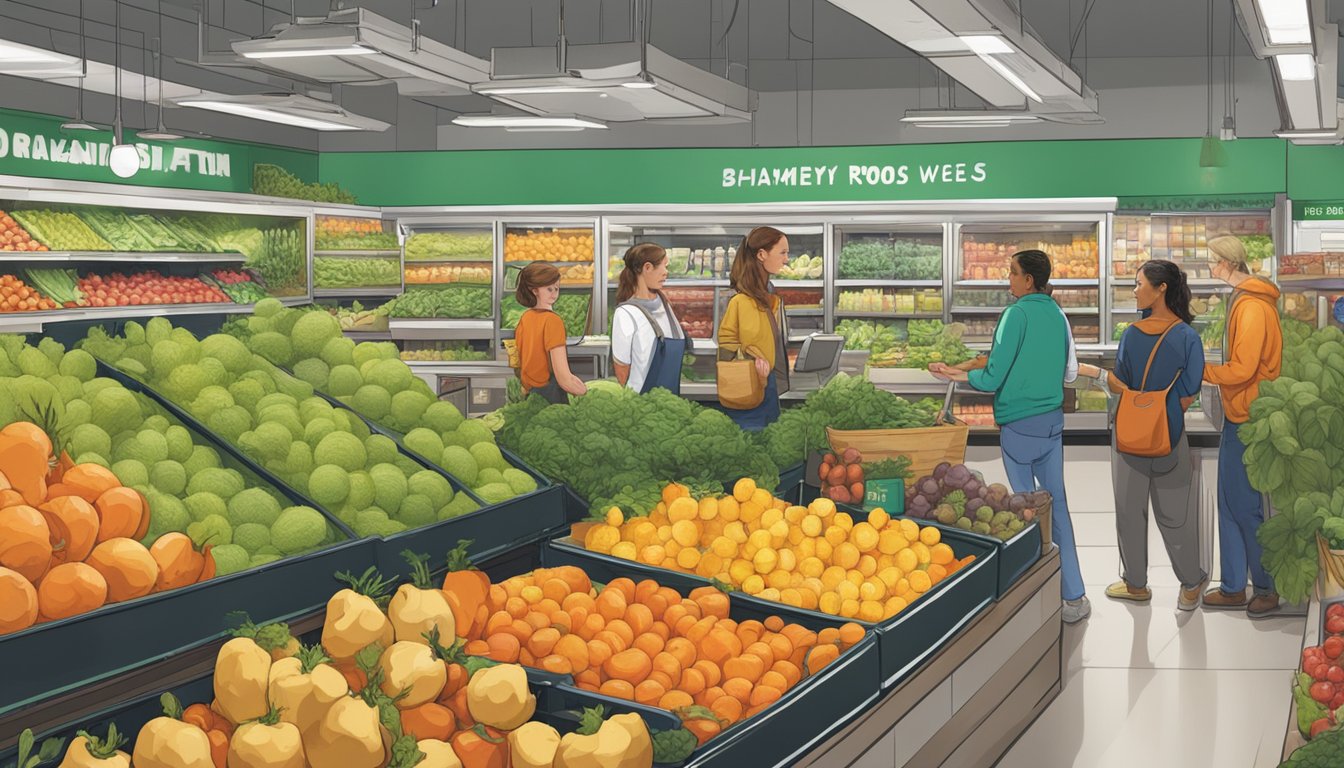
{"left": 1000, "top": 410, "right": 1086, "bottom": 601}
{"left": 1217, "top": 419, "right": 1274, "bottom": 596}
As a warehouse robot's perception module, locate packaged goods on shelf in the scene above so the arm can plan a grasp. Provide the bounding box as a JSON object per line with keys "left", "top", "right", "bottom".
{"left": 1283, "top": 291, "right": 1319, "bottom": 323}
{"left": 1054, "top": 289, "right": 1100, "bottom": 309}
{"left": 961, "top": 233, "right": 1098, "bottom": 280}
{"left": 959, "top": 317, "right": 999, "bottom": 341}
{"left": 1114, "top": 215, "right": 1272, "bottom": 278}
{"left": 952, "top": 404, "right": 996, "bottom": 428}
{"left": 838, "top": 239, "right": 942, "bottom": 280}
{"left": 330, "top": 301, "right": 388, "bottom": 331}
{"left": 1282, "top": 252, "right": 1344, "bottom": 277}
{"left": 314, "top": 216, "right": 398, "bottom": 251}
{"left": 10, "top": 209, "right": 112, "bottom": 251}
{"left": 315, "top": 257, "right": 401, "bottom": 288}
{"left": 777, "top": 252, "right": 823, "bottom": 279}
{"left": 660, "top": 287, "right": 714, "bottom": 338}
{"left": 404, "top": 263, "right": 491, "bottom": 286}
{"left": 954, "top": 288, "right": 1014, "bottom": 308}
{"left": 0, "top": 210, "right": 48, "bottom": 252}
{"left": 1068, "top": 317, "right": 1101, "bottom": 343}
{"left": 559, "top": 263, "right": 595, "bottom": 285}
{"left": 504, "top": 229, "right": 594, "bottom": 263}
{"left": 383, "top": 286, "right": 492, "bottom": 319}
{"left": 404, "top": 231, "right": 494, "bottom": 262}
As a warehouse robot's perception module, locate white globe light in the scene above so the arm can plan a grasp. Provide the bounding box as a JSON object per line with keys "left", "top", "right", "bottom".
{"left": 108, "top": 144, "right": 140, "bottom": 178}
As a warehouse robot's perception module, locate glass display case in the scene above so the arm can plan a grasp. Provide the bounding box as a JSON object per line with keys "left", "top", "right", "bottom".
{"left": 390, "top": 225, "right": 497, "bottom": 323}
{"left": 313, "top": 215, "right": 400, "bottom": 298}
{"left": 831, "top": 225, "right": 947, "bottom": 366}
{"left": 501, "top": 223, "right": 598, "bottom": 338}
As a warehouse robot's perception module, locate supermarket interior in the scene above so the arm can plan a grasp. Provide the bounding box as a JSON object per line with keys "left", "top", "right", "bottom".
{"left": 3, "top": 0, "right": 1344, "bottom": 766}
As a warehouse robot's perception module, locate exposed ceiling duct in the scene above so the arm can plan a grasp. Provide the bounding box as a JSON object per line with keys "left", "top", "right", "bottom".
{"left": 229, "top": 8, "right": 492, "bottom": 97}
{"left": 825, "top": 0, "right": 1100, "bottom": 122}
{"left": 1235, "top": 0, "right": 1340, "bottom": 142}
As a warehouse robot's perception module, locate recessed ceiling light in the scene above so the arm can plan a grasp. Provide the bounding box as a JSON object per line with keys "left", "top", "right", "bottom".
{"left": 959, "top": 35, "right": 1014, "bottom": 55}
{"left": 1275, "top": 53, "right": 1317, "bottom": 80}
{"left": 452, "top": 115, "right": 608, "bottom": 129}
{"left": 238, "top": 45, "right": 376, "bottom": 59}
{"left": 175, "top": 99, "right": 375, "bottom": 131}
{"left": 1256, "top": 0, "right": 1312, "bottom": 45}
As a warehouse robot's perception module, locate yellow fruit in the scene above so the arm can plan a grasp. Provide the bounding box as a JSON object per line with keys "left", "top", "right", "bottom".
{"left": 760, "top": 508, "right": 784, "bottom": 529}
{"left": 899, "top": 519, "right": 920, "bottom": 542}
{"left": 859, "top": 600, "right": 885, "bottom": 623}
{"left": 747, "top": 529, "right": 772, "bottom": 551}
{"left": 733, "top": 478, "right": 757, "bottom": 503}
{"left": 611, "top": 542, "right": 637, "bottom": 560}
{"left": 884, "top": 596, "right": 909, "bottom": 617}
{"left": 809, "top": 498, "right": 837, "bottom": 518}
{"left": 699, "top": 553, "right": 724, "bottom": 576}
{"left": 911, "top": 542, "right": 932, "bottom": 565}
{"left": 753, "top": 548, "right": 778, "bottom": 575}
{"left": 676, "top": 547, "right": 701, "bottom": 570}
{"left": 768, "top": 520, "right": 789, "bottom": 541}
{"left": 833, "top": 543, "right": 861, "bottom": 570}
{"left": 856, "top": 555, "right": 878, "bottom": 578}
{"left": 521, "top": 585, "right": 544, "bottom": 604}
{"left": 640, "top": 544, "right": 666, "bottom": 565}
{"left": 819, "top": 592, "right": 842, "bottom": 616}
{"left": 835, "top": 513, "right": 854, "bottom": 531}
{"left": 758, "top": 587, "right": 782, "bottom": 603}
{"left": 776, "top": 548, "right": 797, "bottom": 573}
{"left": 767, "top": 570, "right": 791, "bottom": 590}
{"left": 824, "top": 526, "right": 848, "bottom": 548}
{"left": 780, "top": 588, "right": 804, "bottom": 608}
{"left": 729, "top": 559, "right": 754, "bottom": 584}
{"left": 840, "top": 599, "right": 860, "bottom": 619}
{"left": 789, "top": 571, "right": 806, "bottom": 588}
{"left": 605, "top": 507, "right": 624, "bottom": 527}
{"left": 846, "top": 570, "right": 865, "bottom": 588}
{"left": 836, "top": 580, "right": 860, "bottom": 602}
{"left": 850, "top": 523, "right": 880, "bottom": 552}
{"left": 797, "top": 539, "right": 817, "bottom": 559}
{"left": 740, "top": 502, "right": 764, "bottom": 525}
{"left": 919, "top": 526, "right": 941, "bottom": 547}
{"left": 909, "top": 570, "right": 933, "bottom": 593}
{"left": 671, "top": 520, "right": 700, "bottom": 547}
{"left": 931, "top": 543, "right": 955, "bottom": 566}
{"left": 725, "top": 521, "right": 748, "bottom": 544}
{"left": 814, "top": 539, "right": 834, "bottom": 562}
{"left": 877, "top": 567, "right": 902, "bottom": 590}
{"left": 877, "top": 554, "right": 895, "bottom": 570}
{"left": 800, "top": 557, "right": 825, "bottom": 579}
{"left": 668, "top": 497, "right": 699, "bottom": 523}
{"left": 751, "top": 488, "right": 773, "bottom": 510}
{"left": 801, "top": 577, "right": 824, "bottom": 596}
{"left": 878, "top": 528, "right": 908, "bottom": 555}
{"left": 711, "top": 536, "right": 737, "bottom": 558}
{"left": 785, "top": 506, "right": 808, "bottom": 524}
{"left": 698, "top": 497, "right": 719, "bottom": 521}
{"left": 867, "top": 508, "right": 891, "bottom": 529}
{"left": 799, "top": 590, "right": 820, "bottom": 610}
{"left": 661, "top": 483, "right": 686, "bottom": 506}
{"left": 896, "top": 548, "right": 918, "bottom": 573}
{"left": 584, "top": 524, "right": 621, "bottom": 554}
{"left": 787, "top": 527, "right": 806, "bottom": 546}
{"left": 800, "top": 515, "right": 823, "bottom": 537}
{"left": 665, "top": 540, "right": 683, "bottom": 558}
{"left": 630, "top": 521, "right": 658, "bottom": 548}
{"left": 657, "top": 525, "right": 674, "bottom": 543}
{"left": 860, "top": 579, "right": 886, "bottom": 602}
{"left": 820, "top": 566, "right": 847, "bottom": 591}
{"left": 895, "top": 578, "right": 911, "bottom": 597}
{"left": 742, "top": 543, "right": 758, "bottom": 560}
{"left": 742, "top": 574, "right": 765, "bottom": 594}
{"left": 719, "top": 497, "right": 741, "bottom": 522}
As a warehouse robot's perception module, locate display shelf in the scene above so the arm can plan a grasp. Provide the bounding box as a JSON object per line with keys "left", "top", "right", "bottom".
{"left": 388, "top": 318, "right": 496, "bottom": 340}
{"left": 837, "top": 310, "right": 944, "bottom": 319}
{"left": 774, "top": 279, "right": 824, "bottom": 288}
{"left": 835, "top": 279, "right": 944, "bottom": 288}
{"left": 0, "top": 300, "right": 273, "bottom": 329}
{"left": 503, "top": 259, "right": 593, "bottom": 266}
{"left": 786, "top": 307, "right": 825, "bottom": 316}
{"left": 312, "top": 249, "right": 402, "bottom": 258}
{"left": 955, "top": 278, "right": 1100, "bottom": 287}
{"left": 0, "top": 251, "right": 248, "bottom": 263}
{"left": 950, "top": 307, "right": 1006, "bottom": 315}
{"left": 1279, "top": 275, "right": 1344, "bottom": 291}
{"left": 313, "top": 287, "right": 401, "bottom": 299}
{"left": 341, "top": 330, "right": 393, "bottom": 341}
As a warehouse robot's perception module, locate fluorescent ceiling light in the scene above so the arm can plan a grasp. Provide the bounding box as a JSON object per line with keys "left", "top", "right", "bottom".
{"left": 476, "top": 85, "right": 607, "bottom": 95}
{"left": 238, "top": 45, "right": 375, "bottom": 59}
{"left": 174, "top": 95, "right": 388, "bottom": 132}
{"left": 452, "top": 115, "right": 607, "bottom": 129}
{"left": 1276, "top": 129, "right": 1339, "bottom": 138}
{"left": 960, "top": 35, "right": 1014, "bottom": 55}
{"left": 1257, "top": 0, "right": 1312, "bottom": 44}
{"left": 0, "top": 39, "right": 82, "bottom": 74}
{"left": 978, "top": 54, "right": 1042, "bottom": 102}
{"left": 902, "top": 112, "right": 1040, "bottom": 124}
{"left": 621, "top": 80, "right": 658, "bottom": 89}
{"left": 1276, "top": 53, "right": 1317, "bottom": 80}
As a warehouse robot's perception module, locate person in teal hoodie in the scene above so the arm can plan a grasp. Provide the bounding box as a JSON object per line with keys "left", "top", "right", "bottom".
{"left": 930, "top": 250, "right": 1089, "bottom": 623}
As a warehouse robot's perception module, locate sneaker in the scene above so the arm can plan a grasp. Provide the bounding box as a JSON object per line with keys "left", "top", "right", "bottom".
{"left": 1063, "top": 596, "right": 1092, "bottom": 624}
{"left": 1179, "top": 578, "right": 1210, "bottom": 611}
{"left": 1105, "top": 580, "right": 1152, "bottom": 602}
{"left": 1203, "top": 587, "right": 1249, "bottom": 610}
{"left": 1248, "top": 592, "right": 1282, "bottom": 619}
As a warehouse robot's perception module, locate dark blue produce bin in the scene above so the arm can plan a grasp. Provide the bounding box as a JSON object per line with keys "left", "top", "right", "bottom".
{"left": 545, "top": 522, "right": 997, "bottom": 692}
{"left": 904, "top": 515, "right": 1042, "bottom": 598}
{"left": 533, "top": 542, "right": 883, "bottom": 768}
{"left": 0, "top": 670, "right": 684, "bottom": 765}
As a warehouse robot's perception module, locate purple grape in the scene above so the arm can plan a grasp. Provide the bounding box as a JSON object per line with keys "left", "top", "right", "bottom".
{"left": 933, "top": 462, "right": 951, "bottom": 481}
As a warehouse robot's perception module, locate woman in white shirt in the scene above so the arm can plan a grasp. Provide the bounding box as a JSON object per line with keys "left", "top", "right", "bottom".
{"left": 611, "top": 243, "right": 687, "bottom": 393}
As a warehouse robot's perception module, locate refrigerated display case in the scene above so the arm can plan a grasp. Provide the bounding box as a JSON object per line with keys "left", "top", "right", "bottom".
{"left": 501, "top": 222, "right": 598, "bottom": 340}
{"left": 1287, "top": 216, "right": 1344, "bottom": 330}
{"left": 312, "top": 214, "right": 401, "bottom": 299}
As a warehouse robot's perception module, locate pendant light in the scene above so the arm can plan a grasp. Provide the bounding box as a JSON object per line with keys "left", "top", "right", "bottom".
{"left": 108, "top": 0, "right": 140, "bottom": 178}
{"left": 1199, "top": 0, "right": 1227, "bottom": 167}
{"left": 61, "top": 0, "right": 98, "bottom": 132}
{"left": 137, "top": 33, "right": 183, "bottom": 140}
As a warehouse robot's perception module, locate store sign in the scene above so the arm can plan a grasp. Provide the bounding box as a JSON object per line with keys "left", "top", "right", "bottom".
{"left": 322, "top": 138, "right": 1287, "bottom": 207}
{"left": 0, "top": 108, "right": 318, "bottom": 194}
{"left": 1293, "top": 200, "right": 1344, "bottom": 220}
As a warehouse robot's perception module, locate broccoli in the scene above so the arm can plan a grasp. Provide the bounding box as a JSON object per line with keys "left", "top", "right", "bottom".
{"left": 182, "top": 445, "right": 222, "bottom": 477}
{"left": 74, "top": 452, "right": 109, "bottom": 468}
{"left": 184, "top": 491, "right": 229, "bottom": 522}
{"left": 349, "top": 385, "right": 392, "bottom": 421}
{"left": 150, "top": 460, "right": 188, "bottom": 496}
{"left": 408, "top": 470, "right": 453, "bottom": 509}
{"left": 187, "top": 513, "right": 234, "bottom": 547}
{"left": 291, "top": 311, "right": 343, "bottom": 360}
{"left": 469, "top": 442, "right": 509, "bottom": 473}
{"left": 370, "top": 463, "right": 409, "bottom": 513}
{"left": 111, "top": 459, "right": 150, "bottom": 488}
{"left": 354, "top": 508, "right": 390, "bottom": 538}
{"left": 422, "top": 401, "right": 465, "bottom": 434}
{"left": 365, "top": 434, "right": 400, "bottom": 465}
{"left": 651, "top": 728, "right": 699, "bottom": 764}
{"left": 164, "top": 364, "right": 211, "bottom": 402}
{"left": 405, "top": 428, "right": 445, "bottom": 462}
{"left": 210, "top": 544, "right": 251, "bottom": 576}
{"left": 476, "top": 468, "right": 504, "bottom": 487}
{"left": 201, "top": 333, "right": 253, "bottom": 374}
{"left": 17, "top": 346, "right": 57, "bottom": 377}
{"left": 285, "top": 442, "right": 314, "bottom": 476}
{"left": 134, "top": 430, "right": 170, "bottom": 464}
{"left": 365, "top": 359, "right": 413, "bottom": 393}
{"left": 188, "top": 467, "right": 246, "bottom": 499}
{"left": 69, "top": 423, "right": 112, "bottom": 459}
{"left": 58, "top": 348, "right": 97, "bottom": 381}
{"left": 233, "top": 522, "right": 272, "bottom": 553}
{"left": 304, "top": 418, "right": 338, "bottom": 448}
{"left": 320, "top": 337, "right": 356, "bottom": 368}
{"left": 292, "top": 359, "right": 330, "bottom": 389}
{"left": 389, "top": 391, "right": 431, "bottom": 431}
{"left": 309, "top": 464, "right": 352, "bottom": 507}
{"left": 250, "top": 332, "right": 293, "bottom": 366}
{"left": 90, "top": 388, "right": 143, "bottom": 437}
{"left": 348, "top": 471, "right": 376, "bottom": 510}
{"left": 271, "top": 506, "right": 328, "bottom": 554}
{"left": 298, "top": 397, "right": 335, "bottom": 424}
{"left": 207, "top": 406, "right": 254, "bottom": 442}
{"left": 1283, "top": 725, "right": 1344, "bottom": 765}
{"left": 394, "top": 494, "right": 436, "bottom": 529}
{"left": 164, "top": 426, "right": 195, "bottom": 463}
{"left": 327, "top": 365, "right": 363, "bottom": 397}
{"left": 314, "top": 432, "right": 367, "bottom": 472}
{"left": 228, "top": 488, "right": 283, "bottom": 526}
{"left": 474, "top": 483, "right": 515, "bottom": 505}
{"left": 227, "top": 379, "right": 267, "bottom": 411}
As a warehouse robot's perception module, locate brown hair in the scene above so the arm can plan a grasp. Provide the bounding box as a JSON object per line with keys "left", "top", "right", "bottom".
{"left": 730, "top": 226, "right": 786, "bottom": 311}
{"left": 515, "top": 262, "right": 561, "bottom": 308}
{"left": 615, "top": 242, "right": 667, "bottom": 303}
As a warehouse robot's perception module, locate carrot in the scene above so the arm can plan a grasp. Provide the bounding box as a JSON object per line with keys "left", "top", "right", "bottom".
{"left": 38, "top": 495, "right": 100, "bottom": 564}
{"left": 59, "top": 463, "right": 120, "bottom": 504}
{"left": 451, "top": 724, "right": 509, "bottom": 768}
{"left": 0, "top": 422, "right": 51, "bottom": 505}
{"left": 85, "top": 538, "right": 158, "bottom": 602}
{"left": 206, "top": 727, "right": 229, "bottom": 768}
{"left": 0, "top": 505, "right": 52, "bottom": 582}
{"left": 36, "top": 562, "right": 107, "bottom": 621}
{"left": 441, "top": 539, "right": 490, "bottom": 635}
{"left": 150, "top": 532, "right": 208, "bottom": 592}
{"left": 604, "top": 648, "right": 653, "bottom": 684}
{"left": 183, "top": 703, "right": 217, "bottom": 732}
{"left": 402, "top": 702, "right": 457, "bottom": 741}
{"left": 93, "top": 487, "right": 146, "bottom": 542}
{"left": 0, "top": 565, "right": 38, "bottom": 634}
{"left": 46, "top": 450, "right": 74, "bottom": 488}
{"left": 445, "top": 687, "right": 474, "bottom": 730}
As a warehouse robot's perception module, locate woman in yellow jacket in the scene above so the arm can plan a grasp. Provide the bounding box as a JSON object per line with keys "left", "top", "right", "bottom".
{"left": 718, "top": 226, "right": 791, "bottom": 431}
{"left": 1200, "top": 235, "right": 1284, "bottom": 618}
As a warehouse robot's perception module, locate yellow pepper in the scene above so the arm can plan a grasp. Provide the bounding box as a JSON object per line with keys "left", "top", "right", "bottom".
{"left": 466, "top": 663, "right": 536, "bottom": 731}
{"left": 509, "top": 721, "right": 562, "bottom": 768}
{"left": 380, "top": 641, "right": 448, "bottom": 708}
{"left": 214, "top": 637, "right": 272, "bottom": 725}
{"left": 389, "top": 552, "right": 457, "bottom": 645}
{"left": 268, "top": 645, "right": 349, "bottom": 737}
{"left": 227, "top": 711, "right": 305, "bottom": 768}
{"left": 554, "top": 713, "right": 654, "bottom": 768}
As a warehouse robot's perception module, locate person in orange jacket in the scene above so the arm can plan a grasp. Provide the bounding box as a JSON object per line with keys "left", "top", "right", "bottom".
{"left": 1200, "top": 235, "right": 1283, "bottom": 618}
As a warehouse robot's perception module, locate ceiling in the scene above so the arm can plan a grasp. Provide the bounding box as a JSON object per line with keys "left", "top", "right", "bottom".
{"left": 0, "top": 0, "right": 1334, "bottom": 149}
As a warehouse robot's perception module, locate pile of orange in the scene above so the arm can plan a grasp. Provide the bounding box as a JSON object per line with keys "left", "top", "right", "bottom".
{"left": 581, "top": 480, "right": 976, "bottom": 623}
{"left": 503, "top": 229, "right": 595, "bottom": 263}
{"left": 460, "top": 566, "right": 865, "bottom": 739}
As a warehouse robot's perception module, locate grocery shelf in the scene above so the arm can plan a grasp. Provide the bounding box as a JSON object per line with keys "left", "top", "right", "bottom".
{"left": 956, "top": 278, "right": 1100, "bottom": 286}
{"left": 405, "top": 360, "right": 513, "bottom": 376}
{"left": 341, "top": 329, "right": 393, "bottom": 341}
{"left": 654, "top": 278, "right": 728, "bottom": 287}
{"left": 1063, "top": 307, "right": 1101, "bottom": 315}
{"left": 388, "top": 317, "right": 495, "bottom": 340}
{"left": 402, "top": 258, "right": 493, "bottom": 264}
{"left": 836, "top": 310, "right": 944, "bottom": 319}
{"left": 0, "top": 300, "right": 265, "bottom": 330}
{"left": 313, "top": 287, "right": 401, "bottom": 299}
{"left": 950, "top": 307, "right": 1007, "bottom": 315}
{"left": 835, "top": 279, "right": 943, "bottom": 287}
{"left": 504, "top": 260, "right": 593, "bottom": 266}
{"left": 1279, "top": 274, "right": 1344, "bottom": 290}
{"left": 404, "top": 281, "right": 494, "bottom": 288}
{"left": 313, "top": 249, "right": 402, "bottom": 258}
{"left": 0, "top": 251, "right": 247, "bottom": 263}
{"left": 785, "top": 307, "right": 824, "bottom": 316}
{"left": 774, "top": 279, "right": 824, "bottom": 288}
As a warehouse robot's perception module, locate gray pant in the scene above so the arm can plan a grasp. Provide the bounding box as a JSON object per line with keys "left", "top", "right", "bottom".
{"left": 1111, "top": 433, "right": 1205, "bottom": 590}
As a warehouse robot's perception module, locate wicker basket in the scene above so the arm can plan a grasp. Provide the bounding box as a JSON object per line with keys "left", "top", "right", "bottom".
{"left": 1317, "top": 533, "right": 1344, "bottom": 600}
{"left": 826, "top": 418, "right": 970, "bottom": 484}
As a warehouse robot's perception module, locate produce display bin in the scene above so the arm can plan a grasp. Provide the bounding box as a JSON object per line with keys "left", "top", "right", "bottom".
{"left": 545, "top": 526, "right": 997, "bottom": 691}
{"left": 565, "top": 464, "right": 810, "bottom": 527}
{"left": 479, "top": 542, "right": 883, "bottom": 768}
{"left": 0, "top": 668, "right": 683, "bottom": 766}
{"left": 889, "top": 512, "right": 1042, "bottom": 599}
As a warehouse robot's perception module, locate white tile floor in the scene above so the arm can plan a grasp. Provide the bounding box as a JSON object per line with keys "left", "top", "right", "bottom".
{"left": 962, "top": 447, "right": 1306, "bottom": 768}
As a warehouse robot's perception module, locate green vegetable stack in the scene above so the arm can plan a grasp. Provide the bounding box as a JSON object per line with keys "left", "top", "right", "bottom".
{"left": 25, "top": 268, "right": 83, "bottom": 305}
{"left": 253, "top": 163, "right": 357, "bottom": 204}
{"left": 501, "top": 294, "right": 590, "bottom": 336}
{"left": 1280, "top": 722, "right": 1344, "bottom": 766}
{"left": 10, "top": 209, "right": 112, "bottom": 251}
{"left": 0, "top": 332, "right": 320, "bottom": 574}
{"left": 315, "top": 257, "right": 401, "bottom": 288}
{"left": 1248, "top": 319, "right": 1344, "bottom": 603}
{"left": 404, "top": 232, "right": 494, "bottom": 262}
{"left": 251, "top": 226, "right": 305, "bottom": 296}
{"left": 495, "top": 381, "right": 777, "bottom": 517}
{"left": 838, "top": 239, "right": 941, "bottom": 280}
{"left": 382, "top": 287, "right": 492, "bottom": 319}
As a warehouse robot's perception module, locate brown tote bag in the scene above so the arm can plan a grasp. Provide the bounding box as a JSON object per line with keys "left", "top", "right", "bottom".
{"left": 1115, "top": 322, "right": 1183, "bottom": 458}
{"left": 717, "top": 346, "right": 765, "bottom": 410}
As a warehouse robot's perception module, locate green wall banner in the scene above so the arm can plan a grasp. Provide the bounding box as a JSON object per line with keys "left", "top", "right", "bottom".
{"left": 320, "top": 137, "right": 1287, "bottom": 207}
{"left": 0, "top": 108, "right": 317, "bottom": 194}
{"left": 1293, "top": 200, "right": 1344, "bottom": 220}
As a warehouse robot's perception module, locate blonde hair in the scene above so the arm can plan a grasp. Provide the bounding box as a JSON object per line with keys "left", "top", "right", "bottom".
{"left": 1207, "top": 235, "right": 1250, "bottom": 274}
